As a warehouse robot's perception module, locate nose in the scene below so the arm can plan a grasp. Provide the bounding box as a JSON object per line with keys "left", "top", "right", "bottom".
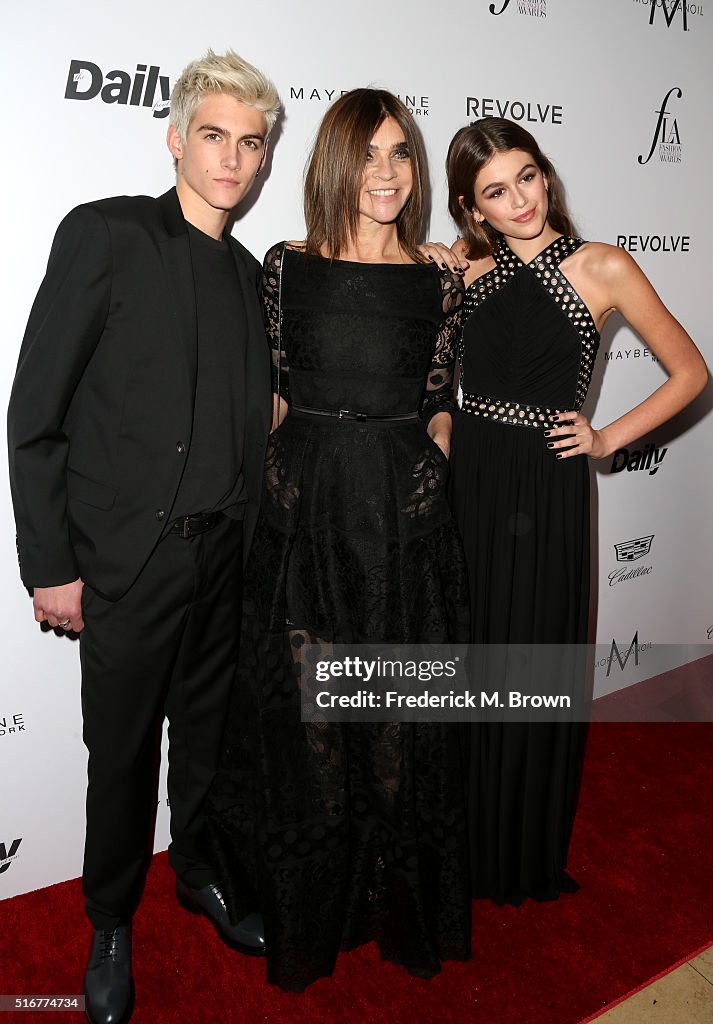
{"left": 511, "top": 184, "right": 527, "bottom": 208}
{"left": 222, "top": 145, "right": 240, "bottom": 170}
{"left": 373, "top": 154, "right": 397, "bottom": 180}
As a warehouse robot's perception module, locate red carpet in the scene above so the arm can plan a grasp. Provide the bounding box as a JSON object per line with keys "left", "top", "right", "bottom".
{"left": 2, "top": 723, "right": 712, "bottom": 1024}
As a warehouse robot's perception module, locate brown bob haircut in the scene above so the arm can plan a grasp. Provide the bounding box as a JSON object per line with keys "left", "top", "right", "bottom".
{"left": 446, "top": 117, "right": 574, "bottom": 260}
{"left": 304, "top": 88, "right": 427, "bottom": 261}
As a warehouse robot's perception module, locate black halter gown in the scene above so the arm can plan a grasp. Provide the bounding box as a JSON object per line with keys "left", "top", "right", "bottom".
{"left": 449, "top": 235, "right": 600, "bottom": 904}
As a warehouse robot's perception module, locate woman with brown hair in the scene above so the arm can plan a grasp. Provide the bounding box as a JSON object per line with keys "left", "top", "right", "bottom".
{"left": 206, "top": 89, "right": 471, "bottom": 990}
{"left": 446, "top": 117, "right": 706, "bottom": 906}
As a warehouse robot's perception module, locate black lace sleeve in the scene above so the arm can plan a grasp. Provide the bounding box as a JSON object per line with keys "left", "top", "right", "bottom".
{"left": 260, "top": 242, "right": 289, "bottom": 403}
{"left": 421, "top": 268, "right": 464, "bottom": 425}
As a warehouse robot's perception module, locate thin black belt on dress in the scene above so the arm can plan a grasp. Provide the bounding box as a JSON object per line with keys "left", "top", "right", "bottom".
{"left": 168, "top": 511, "right": 219, "bottom": 538}
{"left": 291, "top": 404, "right": 420, "bottom": 423}
{"left": 461, "top": 392, "right": 568, "bottom": 429}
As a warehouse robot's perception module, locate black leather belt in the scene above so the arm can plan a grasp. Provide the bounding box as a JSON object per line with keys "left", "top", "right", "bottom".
{"left": 168, "top": 512, "right": 219, "bottom": 538}
{"left": 291, "top": 405, "right": 419, "bottom": 423}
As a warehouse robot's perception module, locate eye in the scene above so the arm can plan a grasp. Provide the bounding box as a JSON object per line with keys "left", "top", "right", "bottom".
{"left": 488, "top": 188, "right": 505, "bottom": 199}
{"left": 241, "top": 139, "right": 259, "bottom": 151}
{"left": 204, "top": 132, "right": 221, "bottom": 142}
{"left": 521, "top": 172, "right": 536, "bottom": 183}
{"left": 393, "top": 147, "right": 410, "bottom": 160}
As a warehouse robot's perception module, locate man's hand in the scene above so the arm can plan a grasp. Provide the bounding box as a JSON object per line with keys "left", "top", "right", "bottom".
{"left": 33, "top": 579, "right": 85, "bottom": 633}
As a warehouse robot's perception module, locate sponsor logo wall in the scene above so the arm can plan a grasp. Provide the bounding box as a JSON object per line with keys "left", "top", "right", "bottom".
{"left": 489, "top": 0, "right": 548, "bottom": 17}
{"left": 1, "top": 0, "right": 710, "bottom": 898}
{"left": 465, "top": 96, "right": 562, "bottom": 123}
{"left": 64, "top": 60, "right": 171, "bottom": 117}
{"left": 0, "top": 712, "right": 26, "bottom": 737}
{"left": 634, "top": 0, "right": 704, "bottom": 31}
{"left": 609, "top": 535, "right": 655, "bottom": 588}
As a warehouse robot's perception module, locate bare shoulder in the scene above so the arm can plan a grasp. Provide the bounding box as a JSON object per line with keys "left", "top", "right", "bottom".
{"left": 285, "top": 239, "right": 306, "bottom": 252}
{"left": 571, "top": 240, "right": 640, "bottom": 284}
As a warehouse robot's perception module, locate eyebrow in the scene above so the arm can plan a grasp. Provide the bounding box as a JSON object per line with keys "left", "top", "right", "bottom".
{"left": 195, "top": 123, "right": 266, "bottom": 142}
{"left": 481, "top": 163, "right": 537, "bottom": 193}
{"left": 368, "top": 139, "right": 409, "bottom": 150}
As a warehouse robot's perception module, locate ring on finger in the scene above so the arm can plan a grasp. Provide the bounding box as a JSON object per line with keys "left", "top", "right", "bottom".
{"left": 58, "top": 618, "right": 72, "bottom": 629}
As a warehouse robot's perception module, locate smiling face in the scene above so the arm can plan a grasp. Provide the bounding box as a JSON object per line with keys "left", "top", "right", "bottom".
{"left": 167, "top": 92, "right": 267, "bottom": 234}
{"left": 357, "top": 116, "right": 413, "bottom": 229}
{"left": 472, "top": 148, "right": 550, "bottom": 242}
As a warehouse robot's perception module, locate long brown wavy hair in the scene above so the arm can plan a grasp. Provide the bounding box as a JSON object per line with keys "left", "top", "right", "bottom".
{"left": 304, "top": 89, "right": 428, "bottom": 261}
{"left": 446, "top": 118, "right": 575, "bottom": 259}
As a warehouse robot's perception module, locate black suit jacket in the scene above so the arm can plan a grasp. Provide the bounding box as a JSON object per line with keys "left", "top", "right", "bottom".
{"left": 7, "top": 188, "right": 271, "bottom": 601}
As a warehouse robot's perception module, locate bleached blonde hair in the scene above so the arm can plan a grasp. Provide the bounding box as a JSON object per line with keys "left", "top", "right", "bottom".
{"left": 169, "top": 49, "right": 280, "bottom": 139}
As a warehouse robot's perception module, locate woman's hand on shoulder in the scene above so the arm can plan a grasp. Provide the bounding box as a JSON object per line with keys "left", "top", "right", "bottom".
{"left": 417, "top": 239, "right": 468, "bottom": 274}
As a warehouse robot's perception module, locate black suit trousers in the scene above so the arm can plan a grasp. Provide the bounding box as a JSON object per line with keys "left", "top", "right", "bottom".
{"left": 79, "top": 514, "right": 243, "bottom": 930}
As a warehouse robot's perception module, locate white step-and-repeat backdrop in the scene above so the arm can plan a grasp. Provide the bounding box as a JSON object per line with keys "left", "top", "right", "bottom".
{"left": 1, "top": 0, "right": 711, "bottom": 896}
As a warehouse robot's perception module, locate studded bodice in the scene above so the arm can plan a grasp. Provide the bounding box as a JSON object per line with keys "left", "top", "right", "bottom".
{"left": 459, "top": 236, "right": 599, "bottom": 425}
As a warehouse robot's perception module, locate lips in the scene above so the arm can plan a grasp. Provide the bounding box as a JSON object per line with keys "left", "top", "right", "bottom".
{"left": 513, "top": 208, "right": 536, "bottom": 224}
{"left": 368, "top": 189, "right": 398, "bottom": 197}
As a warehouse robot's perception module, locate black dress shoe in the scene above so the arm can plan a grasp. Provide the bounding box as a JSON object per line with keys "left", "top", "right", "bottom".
{"left": 82, "top": 925, "right": 134, "bottom": 1024}
{"left": 175, "top": 878, "right": 266, "bottom": 956}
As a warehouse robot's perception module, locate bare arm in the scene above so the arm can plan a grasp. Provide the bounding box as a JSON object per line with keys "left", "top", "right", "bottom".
{"left": 427, "top": 410, "right": 454, "bottom": 459}
{"left": 272, "top": 394, "right": 289, "bottom": 431}
{"left": 547, "top": 245, "right": 708, "bottom": 459}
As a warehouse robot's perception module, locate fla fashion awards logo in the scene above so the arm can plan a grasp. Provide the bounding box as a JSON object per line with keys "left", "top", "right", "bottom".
{"left": 638, "top": 87, "right": 683, "bottom": 164}
{"left": 64, "top": 59, "right": 171, "bottom": 118}
{"left": 0, "top": 839, "right": 22, "bottom": 875}
{"left": 489, "top": 0, "right": 547, "bottom": 16}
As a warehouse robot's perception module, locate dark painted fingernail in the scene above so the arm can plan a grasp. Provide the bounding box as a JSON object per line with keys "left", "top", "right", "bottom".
{"left": 427, "top": 254, "right": 434, "bottom": 261}
{"left": 440, "top": 262, "right": 447, "bottom": 269}
{"left": 544, "top": 430, "right": 552, "bottom": 437}
{"left": 555, "top": 453, "right": 563, "bottom": 459}
{"left": 547, "top": 443, "right": 554, "bottom": 449}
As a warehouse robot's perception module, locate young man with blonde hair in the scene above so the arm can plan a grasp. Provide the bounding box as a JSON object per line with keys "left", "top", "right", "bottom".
{"left": 8, "top": 49, "right": 279, "bottom": 1024}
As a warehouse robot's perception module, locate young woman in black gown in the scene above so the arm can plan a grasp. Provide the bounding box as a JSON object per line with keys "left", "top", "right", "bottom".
{"left": 206, "top": 90, "right": 471, "bottom": 991}
{"left": 445, "top": 118, "right": 707, "bottom": 906}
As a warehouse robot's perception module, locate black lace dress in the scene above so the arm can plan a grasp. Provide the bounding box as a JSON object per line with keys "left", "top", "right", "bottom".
{"left": 450, "top": 236, "right": 599, "bottom": 905}
{"left": 206, "top": 244, "right": 471, "bottom": 991}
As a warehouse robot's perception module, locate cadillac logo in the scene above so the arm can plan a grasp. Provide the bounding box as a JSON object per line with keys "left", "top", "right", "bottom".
{"left": 614, "top": 535, "right": 654, "bottom": 562}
